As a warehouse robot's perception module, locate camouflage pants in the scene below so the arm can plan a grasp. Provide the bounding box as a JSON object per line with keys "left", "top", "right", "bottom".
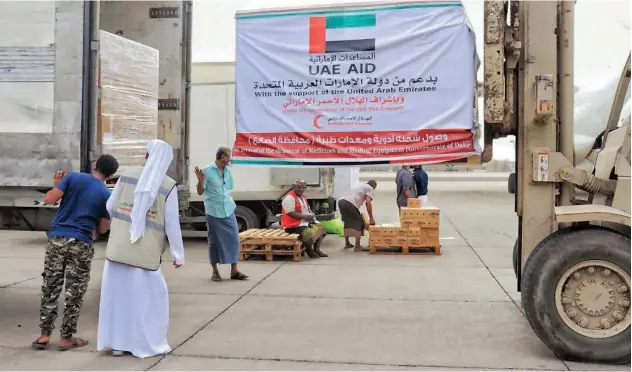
{"left": 39, "top": 237, "right": 94, "bottom": 339}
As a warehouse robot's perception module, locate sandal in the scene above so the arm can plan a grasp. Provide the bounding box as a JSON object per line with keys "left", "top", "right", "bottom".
{"left": 230, "top": 272, "right": 249, "bottom": 280}
{"left": 354, "top": 246, "right": 369, "bottom": 252}
{"left": 211, "top": 273, "right": 222, "bottom": 282}
{"left": 57, "top": 337, "right": 89, "bottom": 351}
{"left": 31, "top": 338, "right": 49, "bottom": 350}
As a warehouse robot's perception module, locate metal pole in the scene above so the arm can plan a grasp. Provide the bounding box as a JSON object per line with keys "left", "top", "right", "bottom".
{"left": 80, "top": 0, "right": 92, "bottom": 173}
{"left": 559, "top": 0, "right": 575, "bottom": 206}
{"left": 602, "top": 54, "right": 631, "bottom": 148}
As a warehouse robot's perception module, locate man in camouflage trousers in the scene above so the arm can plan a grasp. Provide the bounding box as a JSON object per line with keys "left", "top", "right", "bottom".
{"left": 39, "top": 238, "right": 95, "bottom": 344}
{"left": 32, "top": 155, "right": 119, "bottom": 351}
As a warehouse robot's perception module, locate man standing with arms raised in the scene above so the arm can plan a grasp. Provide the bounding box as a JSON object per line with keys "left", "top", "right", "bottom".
{"left": 194, "top": 147, "right": 248, "bottom": 282}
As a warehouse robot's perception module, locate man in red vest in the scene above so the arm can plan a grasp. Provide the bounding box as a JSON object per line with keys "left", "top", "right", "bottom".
{"left": 281, "top": 180, "right": 327, "bottom": 259}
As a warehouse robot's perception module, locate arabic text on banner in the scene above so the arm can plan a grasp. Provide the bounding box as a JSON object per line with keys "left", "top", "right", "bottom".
{"left": 234, "top": 2, "right": 479, "bottom": 165}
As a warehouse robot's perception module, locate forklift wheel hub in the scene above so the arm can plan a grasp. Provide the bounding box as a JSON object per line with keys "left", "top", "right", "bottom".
{"left": 555, "top": 260, "right": 631, "bottom": 339}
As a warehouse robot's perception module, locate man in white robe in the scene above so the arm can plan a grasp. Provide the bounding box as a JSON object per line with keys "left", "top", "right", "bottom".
{"left": 97, "top": 139, "right": 185, "bottom": 358}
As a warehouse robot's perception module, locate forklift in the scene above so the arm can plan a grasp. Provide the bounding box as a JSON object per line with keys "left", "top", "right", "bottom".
{"left": 482, "top": 0, "right": 630, "bottom": 364}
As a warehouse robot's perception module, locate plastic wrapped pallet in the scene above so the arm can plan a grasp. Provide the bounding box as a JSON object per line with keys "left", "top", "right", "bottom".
{"left": 99, "top": 30, "right": 159, "bottom": 171}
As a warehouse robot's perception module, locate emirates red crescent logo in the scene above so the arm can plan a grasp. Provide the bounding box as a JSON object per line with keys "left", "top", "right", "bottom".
{"left": 312, "top": 115, "right": 324, "bottom": 130}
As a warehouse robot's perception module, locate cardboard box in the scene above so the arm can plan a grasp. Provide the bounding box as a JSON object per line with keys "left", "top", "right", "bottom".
{"left": 395, "top": 236, "right": 408, "bottom": 246}
{"left": 421, "top": 228, "right": 440, "bottom": 240}
{"left": 400, "top": 207, "right": 440, "bottom": 220}
{"left": 407, "top": 198, "right": 421, "bottom": 208}
{"left": 407, "top": 228, "right": 440, "bottom": 246}
{"left": 407, "top": 236, "right": 422, "bottom": 246}
{"left": 371, "top": 236, "right": 396, "bottom": 246}
{"left": 369, "top": 225, "right": 397, "bottom": 238}
{"left": 408, "top": 227, "right": 421, "bottom": 237}
{"left": 400, "top": 207, "right": 440, "bottom": 228}
{"left": 402, "top": 219, "right": 439, "bottom": 229}
{"left": 401, "top": 219, "right": 417, "bottom": 228}
{"left": 404, "top": 219, "right": 440, "bottom": 228}
{"left": 396, "top": 227, "right": 408, "bottom": 237}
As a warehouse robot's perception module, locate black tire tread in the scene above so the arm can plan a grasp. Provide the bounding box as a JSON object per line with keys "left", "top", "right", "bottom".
{"left": 521, "top": 226, "right": 631, "bottom": 364}
{"left": 516, "top": 225, "right": 589, "bottom": 279}
{"left": 234, "top": 205, "right": 260, "bottom": 232}
{"left": 508, "top": 173, "right": 516, "bottom": 194}
{"left": 513, "top": 239, "right": 519, "bottom": 278}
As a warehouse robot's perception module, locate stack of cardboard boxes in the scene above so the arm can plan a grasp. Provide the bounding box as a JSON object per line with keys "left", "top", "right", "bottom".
{"left": 369, "top": 198, "right": 441, "bottom": 255}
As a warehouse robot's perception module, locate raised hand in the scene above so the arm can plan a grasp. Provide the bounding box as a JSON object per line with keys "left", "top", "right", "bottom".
{"left": 194, "top": 166, "right": 205, "bottom": 183}
{"left": 53, "top": 171, "right": 66, "bottom": 187}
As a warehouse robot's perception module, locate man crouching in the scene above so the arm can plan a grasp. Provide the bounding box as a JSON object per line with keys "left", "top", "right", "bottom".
{"left": 280, "top": 180, "right": 327, "bottom": 258}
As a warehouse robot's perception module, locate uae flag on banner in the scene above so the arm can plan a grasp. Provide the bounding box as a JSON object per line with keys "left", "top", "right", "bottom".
{"left": 309, "top": 14, "right": 376, "bottom": 54}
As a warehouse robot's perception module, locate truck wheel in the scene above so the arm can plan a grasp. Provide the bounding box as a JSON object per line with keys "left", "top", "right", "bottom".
{"left": 512, "top": 239, "right": 519, "bottom": 279}
{"left": 192, "top": 222, "right": 207, "bottom": 231}
{"left": 235, "top": 205, "right": 260, "bottom": 233}
{"left": 521, "top": 227, "right": 631, "bottom": 364}
{"left": 508, "top": 172, "right": 516, "bottom": 194}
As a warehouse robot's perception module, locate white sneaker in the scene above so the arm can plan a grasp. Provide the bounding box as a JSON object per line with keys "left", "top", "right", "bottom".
{"left": 112, "top": 350, "right": 124, "bottom": 357}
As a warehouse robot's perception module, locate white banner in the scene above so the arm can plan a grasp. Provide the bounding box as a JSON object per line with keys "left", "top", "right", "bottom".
{"left": 234, "top": 1, "right": 479, "bottom": 166}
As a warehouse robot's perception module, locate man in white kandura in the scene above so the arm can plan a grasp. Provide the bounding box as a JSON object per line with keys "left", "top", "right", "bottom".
{"left": 97, "top": 139, "right": 185, "bottom": 358}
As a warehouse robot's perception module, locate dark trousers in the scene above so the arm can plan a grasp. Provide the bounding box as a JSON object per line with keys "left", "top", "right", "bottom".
{"left": 39, "top": 237, "right": 94, "bottom": 338}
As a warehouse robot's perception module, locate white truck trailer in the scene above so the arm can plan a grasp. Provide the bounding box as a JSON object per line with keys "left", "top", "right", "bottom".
{"left": 0, "top": 1, "right": 191, "bottom": 231}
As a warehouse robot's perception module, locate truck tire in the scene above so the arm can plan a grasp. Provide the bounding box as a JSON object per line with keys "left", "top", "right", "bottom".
{"left": 234, "top": 205, "right": 260, "bottom": 232}
{"left": 512, "top": 239, "right": 519, "bottom": 279}
{"left": 508, "top": 172, "right": 516, "bottom": 194}
{"left": 521, "top": 227, "right": 631, "bottom": 364}
{"left": 192, "top": 223, "right": 207, "bottom": 231}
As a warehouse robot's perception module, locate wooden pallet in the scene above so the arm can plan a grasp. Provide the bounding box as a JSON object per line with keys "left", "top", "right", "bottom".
{"left": 369, "top": 243, "right": 441, "bottom": 256}
{"left": 239, "top": 229, "right": 303, "bottom": 262}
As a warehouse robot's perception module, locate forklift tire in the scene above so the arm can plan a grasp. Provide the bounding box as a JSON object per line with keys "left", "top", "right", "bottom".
{"left": 521, "top": 227, "right": 631, "bottom": 364}
{"left": 508, "top": 172, "right": 516, "bottom": 194}
{"left": 234, "top": 205, "right": 260, "bottom": 232}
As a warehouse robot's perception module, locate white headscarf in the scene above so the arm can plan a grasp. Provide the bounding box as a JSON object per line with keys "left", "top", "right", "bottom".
{"left": 129, "top": 139, "right": 174, "bottom": 244}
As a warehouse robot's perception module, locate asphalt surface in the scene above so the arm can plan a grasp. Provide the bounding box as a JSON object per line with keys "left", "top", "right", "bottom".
{"left": 359, "top": 171, "right": 512, "bottom": 183}
{"left": 0, "top": 181, "right": 628, "bottom": 371}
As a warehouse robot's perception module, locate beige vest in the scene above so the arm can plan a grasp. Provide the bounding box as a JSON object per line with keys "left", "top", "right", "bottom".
{"left": 105, "top": 167, "right": 177, "bottom": 271}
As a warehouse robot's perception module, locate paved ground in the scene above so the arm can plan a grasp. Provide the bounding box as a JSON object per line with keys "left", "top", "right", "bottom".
{"left": 359, "top": 171, "right": 512, "bottom": 183}
{"left": 0, "top": 181, "right": 628, "bottom": 371}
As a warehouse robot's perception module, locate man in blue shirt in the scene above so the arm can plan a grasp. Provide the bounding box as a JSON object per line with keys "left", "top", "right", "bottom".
{"left": 194, "top": 147, "right": 248, "bottom": 282}
{"left": 32, "top": 154, "right": 119, "bottom": 352}
{"left": 413, "top": 165, "right": 429, "bottom": 206}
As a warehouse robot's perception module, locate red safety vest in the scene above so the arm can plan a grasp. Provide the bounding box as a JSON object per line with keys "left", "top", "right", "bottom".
{"left": 281, "top": 190, "right": 308, "bottom": 228}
